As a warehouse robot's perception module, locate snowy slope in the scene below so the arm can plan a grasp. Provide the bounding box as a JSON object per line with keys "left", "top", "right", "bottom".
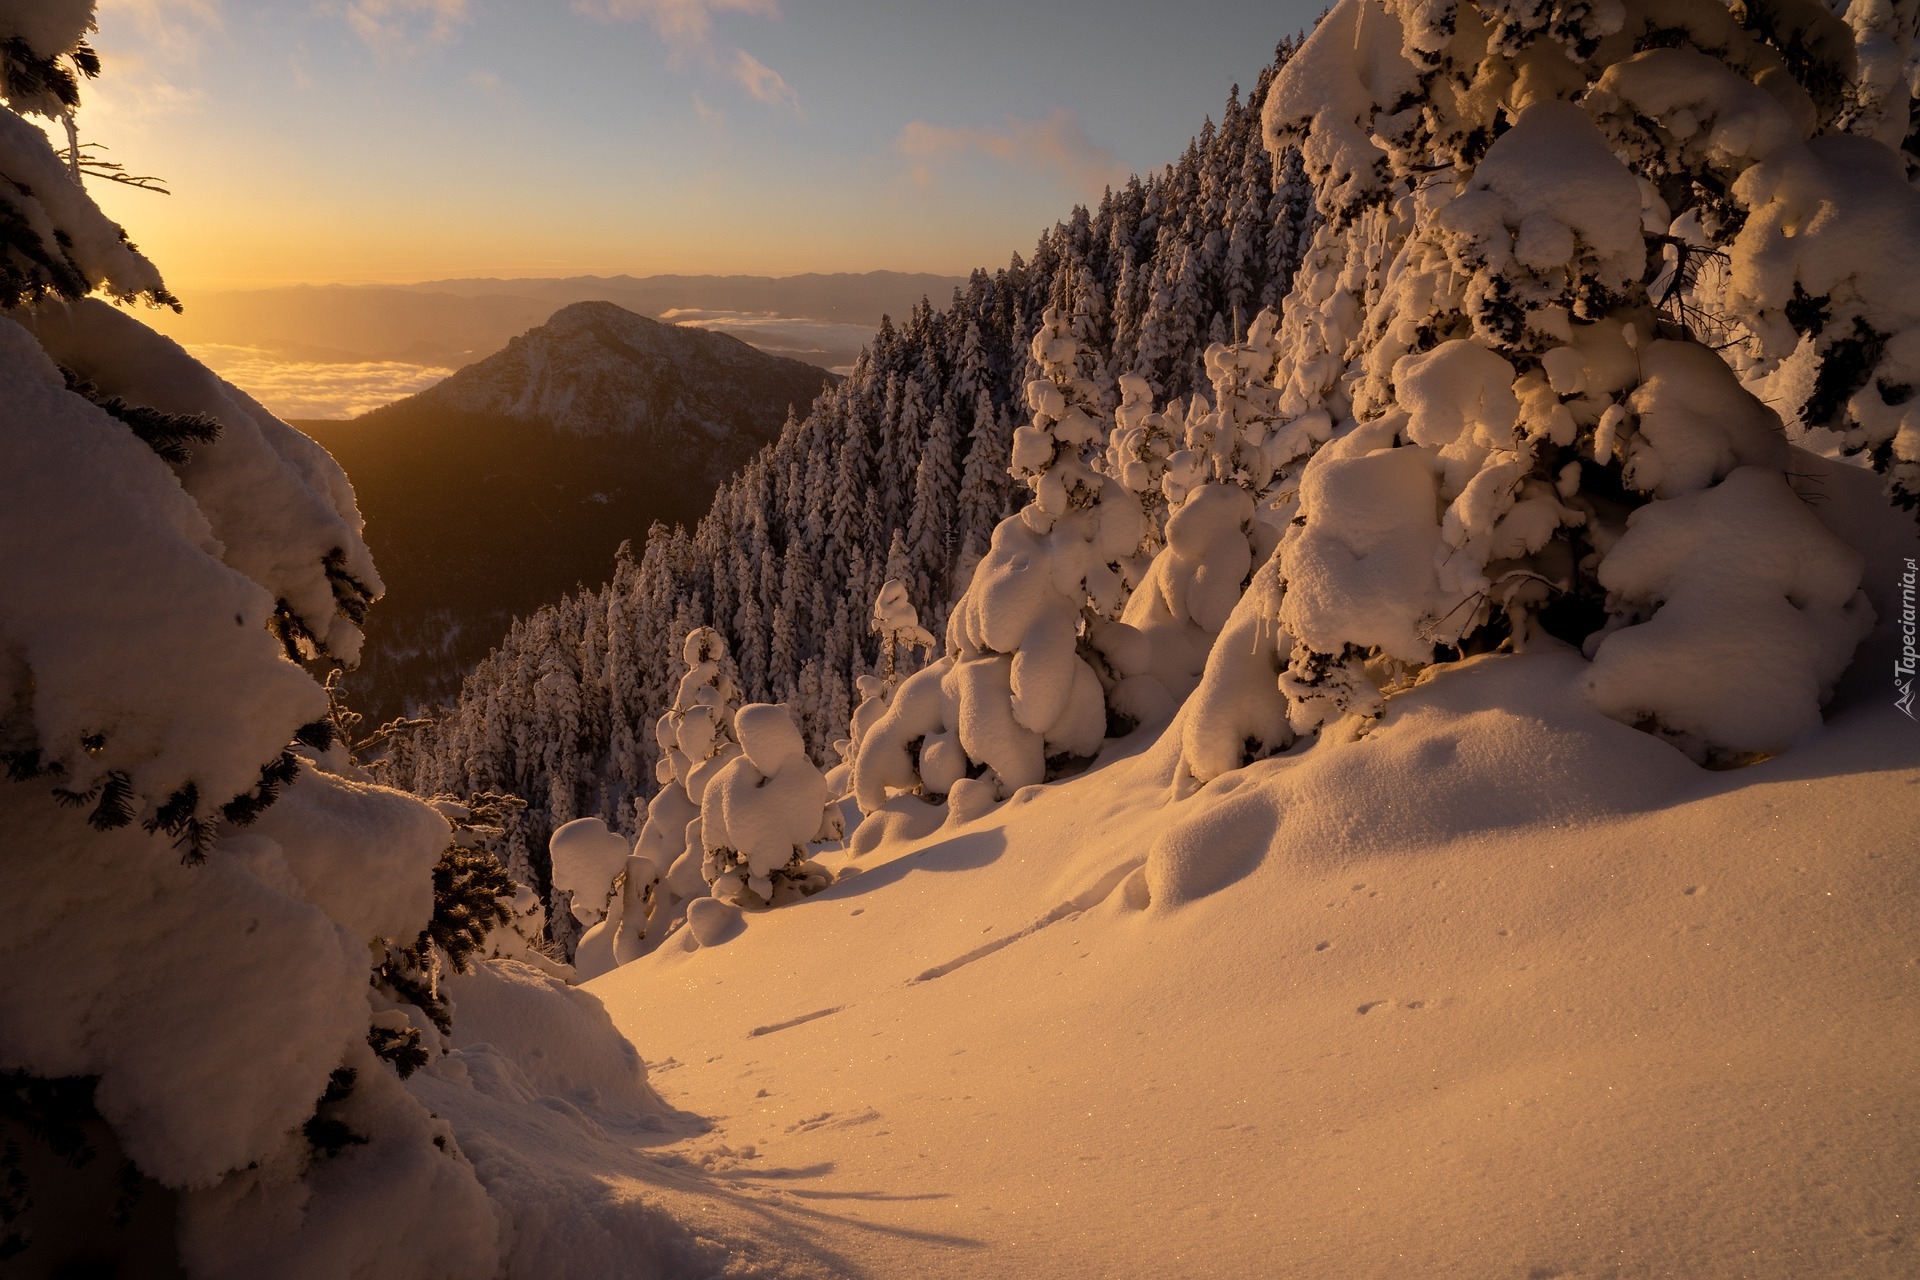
{"left": 585, "top": 456, "right": 1920, "bottom": 1278}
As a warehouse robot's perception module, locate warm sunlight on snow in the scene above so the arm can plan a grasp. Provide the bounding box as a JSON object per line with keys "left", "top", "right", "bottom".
{"left": 4, "top": 1, "right": 1918, "bottom": 1277}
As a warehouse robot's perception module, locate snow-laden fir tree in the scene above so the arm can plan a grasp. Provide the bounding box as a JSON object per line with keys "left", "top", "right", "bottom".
{"left": 430, "top": 791, "right": 564, "bottom": 977}
{"left": 547, "top": 814, "right": 631, "bottom": 958}
{"left": 854, "top": 308, "right": 1148, "bottom": 809}
{"left": 1099, "top": 311, "right": 1309, "bottom": 739}
{"left": 871, "top": 575, "right": 937, "bottom": 683}
{"left": 1176, "top": 0, "right": 1894, "bottom": 777}
{"left": 837, "top": 577, "right": 936, "bottom": 796}
{"left": 618, "top": 626, "right": 742, "bottom": 958}
{"left": 0, "top": 5, "right": 506, "bottom": 1272}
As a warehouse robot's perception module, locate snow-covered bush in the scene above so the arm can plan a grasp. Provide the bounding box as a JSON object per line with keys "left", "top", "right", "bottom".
{"left": 1178, "top": 0, "right": 1891, "bottom": 771}
{"left": 548, "top": 815, "right": 630, "bottom": 933}
{"left": 832, "top": 580, "right": 937, "bottom": 817}
{"left": 1582, "top": 464, "right": 1872, "bottom": 759}
{"left": 698, "top": 703, "right": 833, "bottom": 908}
{"left": 1167, "top": 308, "right": 1288, "bottom": 504}
{"left": 1105, "top": 372, "right": 1185, "bottom": 541}
{"left": 841, "top": 579, "right": 935, "bottom": 762}
{"left": 1103, "top": 309, "right": 1314, "bottom": 732}
{"left": 558, "top": 815, "right": 661, "bottom": 983}
{"left": 847, "top": 655, "right": 958, "bottom": 812}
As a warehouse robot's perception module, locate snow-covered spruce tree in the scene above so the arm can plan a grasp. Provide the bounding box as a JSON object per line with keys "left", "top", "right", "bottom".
{"left": 546, "top": 812, "right": 632, "bottom": 976}
{"left": 871, "top": 576, "right": 937, "bottom": 684}
{"left": 698, "top": 703, "right": 834, "bottom": 908}
{"left": 1105, "top": 372, "right": 1182, "bottom": 545}
{"left": 1103, "top": 308, "right": 1322, "bottom": 738}
{"left": 425, "top": 791, "right": 564, "bottom": 976}
{"left": 839, "top": 577, "right": 937, "bottom": 770}
{"left": 0, "top": 6, "right": 501, "bottom": 1273}
{"left": 621, "top": 627, "right": 741, "bottom": 955}
{"left": 368, "top": 822, "right": 518, "bottom": 1063}
{"left": 855, "top": 308, "right": 1149, "bottom": 809}
{"left": 1183, "top": 0, "right": 1888, "bottom": 778}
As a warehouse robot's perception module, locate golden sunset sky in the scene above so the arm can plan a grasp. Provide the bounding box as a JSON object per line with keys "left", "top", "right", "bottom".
{"left": 80, "top": 0, "right": 1320, "bottom": 292}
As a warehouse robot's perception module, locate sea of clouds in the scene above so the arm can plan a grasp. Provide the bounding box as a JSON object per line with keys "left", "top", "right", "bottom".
{"left": 188, "top": 345, "right": 455, "bottom": 421}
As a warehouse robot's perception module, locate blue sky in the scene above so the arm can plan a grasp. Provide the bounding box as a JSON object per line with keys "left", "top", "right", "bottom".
{"left": 85, "top": 0, "right": 1324, "bottom": 290}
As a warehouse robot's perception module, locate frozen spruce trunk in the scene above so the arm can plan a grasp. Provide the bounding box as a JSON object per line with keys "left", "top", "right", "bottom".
{"left": 1177, "top": 0, "right": 1895, "bottom": 775}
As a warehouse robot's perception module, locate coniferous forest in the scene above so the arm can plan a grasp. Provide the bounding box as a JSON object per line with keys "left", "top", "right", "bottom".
{"left": 388, "top": 47, "right": 1317, "bottom": 889}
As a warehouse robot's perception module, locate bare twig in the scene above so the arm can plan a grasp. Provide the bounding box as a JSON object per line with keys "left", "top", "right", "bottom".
{"left": 58, "top": 142, "right": 170, "bottom": 194}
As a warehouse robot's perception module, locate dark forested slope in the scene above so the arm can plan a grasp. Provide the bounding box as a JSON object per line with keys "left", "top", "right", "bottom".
{"left": 306, "top": 301, "right": 834, "bottom": 723}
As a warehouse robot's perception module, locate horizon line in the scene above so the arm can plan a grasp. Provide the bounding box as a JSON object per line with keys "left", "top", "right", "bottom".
{"left": 160, "top": 267, "right": 983, "bottom": 294}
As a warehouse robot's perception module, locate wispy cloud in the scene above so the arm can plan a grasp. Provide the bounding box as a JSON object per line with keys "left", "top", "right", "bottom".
{"left": 572, "top": 0, "right": 777, "bottom": 49}
{"left": 97, "top": 0, "right": 223, "bottom": 60}
{"left": 691, "top": 92, "right": 726, "bottom": 132}
{"left": 573, "top": 0, "right": 797, "bottom": 115}
{"left": 329, "top": 0, "right": 471, "bottom": 53}
{"left": 728, "top": 49, "right": 797, "bottom": 115}
{"left": 86, "top": 1, "right": 223, "bottom": 126}
{"left": 895, "top": 108, "right": 1127, "bottom": 192}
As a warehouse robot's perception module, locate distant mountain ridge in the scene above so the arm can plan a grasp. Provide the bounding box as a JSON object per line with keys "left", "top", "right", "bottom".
{"left": 397, "top": 271, "right": 972, "bottom": 324}
{"left": 407, "top": 300, "right": 820, "bottom": 436}
{"left": 151, "top": 271, "right": 967, "bottom": 374}
{"left": 304, "top": 301, "right": 835, "bottom": 725}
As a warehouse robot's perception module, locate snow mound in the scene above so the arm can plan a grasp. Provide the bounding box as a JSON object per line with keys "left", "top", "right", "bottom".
{"left": 1152, "top": 647, "right": 1691, "bottom": 909}
{"left": 443, "top": 960, "right": 664, "bottom": 1123}
{"left": 684, "top": 897, "right": 746, "bottom": 948}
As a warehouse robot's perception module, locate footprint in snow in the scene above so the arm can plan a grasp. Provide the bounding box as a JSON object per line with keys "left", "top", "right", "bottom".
{"left": 786, "top": 1108, "right": 883, "bottom": 1135}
